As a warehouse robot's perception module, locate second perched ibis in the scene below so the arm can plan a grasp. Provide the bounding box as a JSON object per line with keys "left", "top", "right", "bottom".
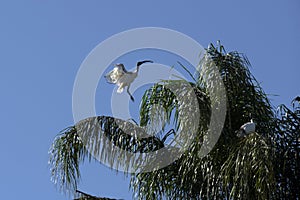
{"left": 105, "top": 60, "right": 153, "bottom": 101}
{"left": 235, "top": 119, "right": 256, "bottom": 137}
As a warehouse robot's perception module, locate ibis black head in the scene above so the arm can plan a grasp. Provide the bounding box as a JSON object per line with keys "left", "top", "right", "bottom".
{"left": 137, "top": 60, "right": 153, "bottom": 67}
{"left": 114, "top": 63, "right": 124, "bottom": 67}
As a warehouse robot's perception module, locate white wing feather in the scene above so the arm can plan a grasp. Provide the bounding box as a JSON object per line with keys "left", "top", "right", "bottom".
{"left": 105, "top": 66, "right": 125, "bottom": 84}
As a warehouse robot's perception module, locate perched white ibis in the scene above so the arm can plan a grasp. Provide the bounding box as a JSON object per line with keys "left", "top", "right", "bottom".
{"left": 105, "top": 60, "right": 153, "bottom": 101}
{"left": 236, "top": 119, "right": 256, "bottom": 137}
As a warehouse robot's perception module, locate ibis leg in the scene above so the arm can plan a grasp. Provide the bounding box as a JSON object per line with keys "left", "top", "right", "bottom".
{"left": 127, "top": 85, "right": 134, "bottom": 102}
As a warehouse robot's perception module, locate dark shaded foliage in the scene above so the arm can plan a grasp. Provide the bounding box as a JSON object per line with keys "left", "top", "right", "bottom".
{"left": 273, "top": 97, "right": 300, "bottom": 199}
{"left": 74, "top": 190, "right": 121, "bottom": 200}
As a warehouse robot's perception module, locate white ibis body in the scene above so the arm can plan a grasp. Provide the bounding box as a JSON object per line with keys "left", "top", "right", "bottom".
{"left": 105, "top": 60, "right": 153, "bottom": 101}
{"left": 236, "top": 119, "right": 256, "bottom": 137}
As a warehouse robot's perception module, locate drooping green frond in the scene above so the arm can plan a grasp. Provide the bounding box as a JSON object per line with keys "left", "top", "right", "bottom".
{"left": 139, "top": 79, "right": 211, "bottom": 150}
{"left": 139, "top": 82, "right": 178, "bottom": 131}
{"left": 76, "top": 116, "right": 169, "bottom": 172}
{"left": 49, "top": 126, "right": 87, "bottom": 194}
{"left": 221, "top": 132, "right": 275, "bottom": 199}
{"left": 49, "top": 116, "right": 170, "bottom": 194}
{"left": 133, "top": 80, "right": 211, "bottom": 199}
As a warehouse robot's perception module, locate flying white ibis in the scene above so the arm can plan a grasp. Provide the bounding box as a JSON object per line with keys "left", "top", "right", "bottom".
{"left": 104, "top": 60, "right": 153, "bottom": 101}
{"left": 235, "top": 119, "right": 256, "bottom": 137}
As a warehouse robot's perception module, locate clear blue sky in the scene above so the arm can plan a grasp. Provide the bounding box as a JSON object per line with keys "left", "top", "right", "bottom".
{"left": 0, "top": 1, "right": 299, "bottom": 199}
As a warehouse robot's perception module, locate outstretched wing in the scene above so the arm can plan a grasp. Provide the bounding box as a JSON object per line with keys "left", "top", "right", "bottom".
{"left": 104, "top": 64, "right": 125, "bottom": 84}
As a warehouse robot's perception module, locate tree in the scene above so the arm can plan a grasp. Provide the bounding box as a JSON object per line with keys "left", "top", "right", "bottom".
{"left": 273, "top": 97, "right": 300, "bottom": 199}
{"left": 74, "top": 190, "right": 121, "bottom": 200}
{"left": 49, "top": 43, "right": 299, "bottom": 199}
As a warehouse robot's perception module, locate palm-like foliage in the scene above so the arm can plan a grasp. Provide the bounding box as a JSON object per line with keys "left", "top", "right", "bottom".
{"left": 131, "top": 44, "right": 275, "bottom": 199}
{"left": 49, "top": 43, "right": 299, "bottom": 199}
{"left": 49, "top": 116, "right": 167, "bottom": 194}
{"left": 49, "top": 126, "right": 86, "bottom": 193}
{"left": 273, "top": 97, "right": 300, "bottom": 199}
{"left": 74, "top": 190, "right": 120, "bottom": 200}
